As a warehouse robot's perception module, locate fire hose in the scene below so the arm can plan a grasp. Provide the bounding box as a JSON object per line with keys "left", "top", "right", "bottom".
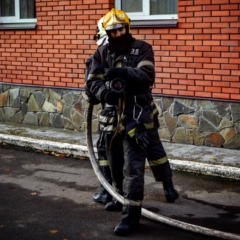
{"left": 86, "top": 102, "right": 240, "bottom": 240}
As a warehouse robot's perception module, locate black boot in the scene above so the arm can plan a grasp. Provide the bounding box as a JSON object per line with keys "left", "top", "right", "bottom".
{"left": 105, "top": 200, "right": 122, "bottom": 211}
{"left": 92, "top": 184, "right": 112, "bottom": 204}
{"left": 114, "top": 205, "right": 141, "bottom": 236}
{"left": 163, "top": 178, "right": 179, "bottom": 203}
{"left": 114, "top": 221, "right": 138, "bottom": 236}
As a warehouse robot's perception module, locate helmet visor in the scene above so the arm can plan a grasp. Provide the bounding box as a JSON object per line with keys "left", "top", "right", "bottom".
{"left": 105, "top": 23, "right": 127, "bottom": 31}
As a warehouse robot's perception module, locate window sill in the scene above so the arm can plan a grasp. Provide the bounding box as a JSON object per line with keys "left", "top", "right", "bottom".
{"left": 0, "top": 21, "right": 37, "bottom": 30}
{"left": 130, "top": 18, "right": 178, "bottom": 28}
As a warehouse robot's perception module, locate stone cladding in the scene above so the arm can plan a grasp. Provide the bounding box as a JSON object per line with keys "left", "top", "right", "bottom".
{"left": 0, "top": 84, "right": 239, "bottom": 149}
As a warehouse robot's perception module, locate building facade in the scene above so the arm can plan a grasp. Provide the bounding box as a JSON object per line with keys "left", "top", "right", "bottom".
{"left": 0, "top": 0, "right": 239, "bottom": 149}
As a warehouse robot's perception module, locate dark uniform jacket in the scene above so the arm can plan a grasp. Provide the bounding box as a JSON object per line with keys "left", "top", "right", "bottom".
{"left": 86, "top": 35, "right": 158, "bottom": 130}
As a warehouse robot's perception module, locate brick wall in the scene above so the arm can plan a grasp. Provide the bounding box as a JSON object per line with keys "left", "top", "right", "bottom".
{"left": 0, "top": 0, "right": 239, "bottom": 101}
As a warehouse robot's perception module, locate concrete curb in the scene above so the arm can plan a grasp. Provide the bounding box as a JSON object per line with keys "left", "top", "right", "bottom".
{"left": 170, "top": 159, "right": 240, "bottom": 180}
{"left": 1, "top": 133, "right": 240, "bottom": 180}
{"left": 0, "top": 134, "right": 90, "bottom": 158}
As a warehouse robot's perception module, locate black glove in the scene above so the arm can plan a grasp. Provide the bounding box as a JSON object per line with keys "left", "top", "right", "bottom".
{"left": 101, "top": 89, "right": 122, "bottom": 105}
{"left": 84, "top": 85, "right": 100, "bottom": 105}
{"left": 104, "top": 67, "right": 128, "bottom": 81}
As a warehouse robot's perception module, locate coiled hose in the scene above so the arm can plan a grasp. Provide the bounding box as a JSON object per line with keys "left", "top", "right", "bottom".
{"left": 86, "top": 102, "right": 240, "bottom": 240}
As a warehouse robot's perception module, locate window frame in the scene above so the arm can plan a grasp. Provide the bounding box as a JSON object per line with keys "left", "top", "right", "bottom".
{"left": 115, "top": 0, "right": 178, "bottom": 28}
{"left": 0, "top": 0, "right": 37, "bottom": 30}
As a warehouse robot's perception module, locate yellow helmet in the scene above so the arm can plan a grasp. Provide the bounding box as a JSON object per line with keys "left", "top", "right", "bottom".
{"left": 103, "top": 8, "right": 130, "bottom": 33}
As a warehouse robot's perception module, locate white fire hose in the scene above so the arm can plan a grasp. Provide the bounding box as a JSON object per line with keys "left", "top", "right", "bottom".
{"left": 86, "top": 103, "right": 240, "bottom": 240}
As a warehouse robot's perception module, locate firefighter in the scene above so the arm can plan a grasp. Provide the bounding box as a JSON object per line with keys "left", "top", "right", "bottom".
{"left": 85, "top": 17, "right": 112, "bottom": 205}
{"left": 86, "top": 9, "right": 178, "bottom": 235}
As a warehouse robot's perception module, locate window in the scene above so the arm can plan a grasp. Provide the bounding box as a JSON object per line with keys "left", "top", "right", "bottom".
{"left": 115, "top": 0, "right": 178, "bottom": 27}
{"left": 0, "top": 0, "right": 37, "bottom": 30}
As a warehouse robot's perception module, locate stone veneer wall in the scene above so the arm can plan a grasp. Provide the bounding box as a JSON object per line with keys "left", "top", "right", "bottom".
{"left": 0, "top": 84, "right": 240, "bottom": 149}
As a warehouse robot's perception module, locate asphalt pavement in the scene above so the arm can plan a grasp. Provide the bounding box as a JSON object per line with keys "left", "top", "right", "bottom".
{"left": 0, "top": 144, "right": 240, "bottom": 240}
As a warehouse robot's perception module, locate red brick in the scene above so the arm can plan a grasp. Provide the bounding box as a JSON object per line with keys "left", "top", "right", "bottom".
{"left": 162, "top": 89, "right": 179, "bottom": 95}
{"left": 212, "top": 11, "right": 230, "bottom": 16}
{"left": 179, "top": 79, "right": 195, "bottom": 86}
{"left": 178, "top": 1, "right": 194, "bottom": 6}
{"left": 231, "top": 70, "right": 240, "bottom": 76}
{"left": 177, "top": 34, "right": 194, "bottom": 40}
{"left": 230, "top": 46, "right": 240, "bottom": 52}
{"left": 178, "top": 12, "right": 194, "bottom": 18}
{"left": 231, "top": 94, "right": 240, "bottom": 100}
{"left": 203, "top": 28, "right": 221, "bottom": 34}
{"left": 203, "top": 52, "right": 221, "bottom": 57}
{"left": 188, "top": 74, "right": 204, "bottom": 80}
{"left": 44, "top": 81, "right": 54, "bottom": 86}
{"left": 153, "top": 40, "right": 169, "bottom": 46}
{"left": 212, "top": 46, "right": 229, "bottom": 52}
{"left": 188, "top": 86, "right": 204, "bottom": 91}
{"left": 229, "top": 58, "right": 240, "bottom": 64}
{"left": 196, "top": 80, "right": 212, "bottom": 86}
{"left": 170, "top": 51, "right": 186, "bottom": 57}
{"left": 172, "top": 84, "right": 187, "bottom": 90}
{"left": 177, "top": 46, "right": 194, "bottom": 51}
{"left": 178, "top": 91, "right": 195, "bottom": 97}
{"left": 186, "top": 6, "right": 202, "bottom": 12}
{"left": 203, "top": 16, "right": 221, "bottom": 22}
{"left": 205, "top": 75, "right": 221, "bottom": 81}
{"left": 186, "top": 17, "right": 203, "bottom": 23}
{"left": 221, "top": 3, "right": 239, "bottom": 10}
{"left": 155, "top": 51, "right": 170, "bottom": 57}
{"left": 170, "top": 62, "right": 185, "bottom": 68}
{"left": 194, "top": 0, "right": 211, "bottom": 4}
{"left": 161, "top": 56, "right": 177, "bottom": 62}
{"left": 186, "top": 63, "right": 203, "bottom": 68}
{"left": 204, "top": 40, "right": 221, "bottom": 46}
{"left": 194, "top": 23, "right": 212, "bottom": 28}
{"left": 231, "top": 82, "right": 240, "bottom": 88}
{"left": 22, "top": 80, "right": 33, "bottom": 84}
{"left": 221, "top": 64, "right": 239, "bottom": 70}
{"left": 212, "top": 93, "right": 230, "bottom": 99}
{"left": 179, "top": 68, "right": 195, "bottom": 74}
{"left": 212, "top": 22, "right": 229, "bottom": 28}
{"left": 177, "top": 57, "right": 194, "bottom": 62}
{"left": 194, "top": 46, "right": 211, "bottom": 51}
{"left": 195, "top": 92, "right": 212, "bottom": 98}
{"left": 212, "top": 34, "right": 229, "bottom": 40}
{"left": 213, "top": 69, "right": 231, "bottom": 75}
{"left": 196, "top": 69, "right": 212, "bottom": 75}
{"left": 213, "top": 82, "right": 230, "bottom": 87}
{"left": 172, "top": 73, "right": 187, "bottom": 79}
{"left": 157, "top": 73, "right": 171, "bottom": 78}
{"left": 194, "top": 57, "right": 211, "bottom": 63}
{"left": 205, "top": 86, "right": 222, "bottom": 93}
{"left": 160, "top": 34, "right": 176, "bottom": 40}
{"left": 230, "top": 10, "right": 240, "bottom": 16}
{"left": 28, "top": 75, "right": 38, "bottom": 80}
{"left": 212, "top": 58, "right": 228, "bottom": 64}
{"left": 230, "top": 34, "right": 240, "bottom": 40}
{"left": 221, "top": 40, "right": 238, "bottom": 46}
{"left": 160, "top": 45, "right": 179, "bottom": 51}
{"left": 221, "top": 16, "right": 239, "bottom": 23}
{"left": 222, "top": 76, "right": 239, "bottom": 82}
{"left": 194, "top": 34, "right": 211, "bottom": 40}
{"left": 230, "top": 0, "right": 240, "bottom": 3}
